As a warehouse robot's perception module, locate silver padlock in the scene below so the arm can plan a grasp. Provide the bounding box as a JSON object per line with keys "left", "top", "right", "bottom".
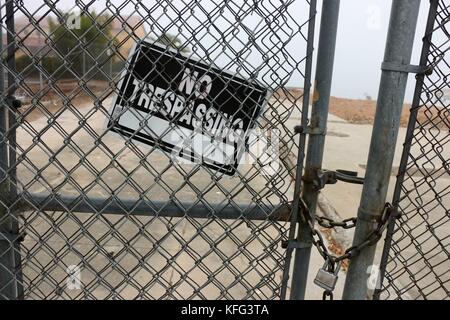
{"left": 313, "top": 259, "right": 341, "bottom": 292}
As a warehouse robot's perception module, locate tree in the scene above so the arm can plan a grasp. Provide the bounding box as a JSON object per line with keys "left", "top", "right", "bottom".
{"left": 154, "top": 33, "right": 190, "bottom": 53}
{"left": 48, "top": 11, "right": 115, "bottom": 77}
{"left": 364, "top": 92, "right": 373, "bottom": 101}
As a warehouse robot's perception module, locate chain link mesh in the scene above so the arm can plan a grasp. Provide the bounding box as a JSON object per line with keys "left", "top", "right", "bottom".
{"left": 0, "top": 0, "right": 315, "bottom": 299}
{"left": 378, "top": 0, "right": 450, "bottom": 300}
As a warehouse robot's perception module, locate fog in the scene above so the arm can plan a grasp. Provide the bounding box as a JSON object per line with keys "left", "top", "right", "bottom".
{"left": 329, "top": 0, "right": 429, "bottom": 102}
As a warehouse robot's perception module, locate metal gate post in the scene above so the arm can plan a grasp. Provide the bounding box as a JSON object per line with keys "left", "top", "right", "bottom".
{"left": 0, "top": 1, "right": 13, "bottom": 299}
{"left": 342, "top": 0, "right": 421, "bottom": 300}
{"left": 0, "top": 0, "right": 23, "bottom": 299}
{"left": 373, "top": 0, "right": 440, "bottom": 300}
{"left": 289, "top": 0, "right": 340, "bottom": 300}
{"left": 0, "top": 6, "right": 6, "bottom": 169}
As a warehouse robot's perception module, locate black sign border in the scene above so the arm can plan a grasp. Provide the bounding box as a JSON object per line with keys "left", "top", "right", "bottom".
{"left": 108, "top": 39, "right": 269, "bottom": 176}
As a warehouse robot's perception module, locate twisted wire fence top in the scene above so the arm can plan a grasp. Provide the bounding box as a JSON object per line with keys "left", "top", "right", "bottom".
{"left": 0, "top": 0, "right": 314, "bottom": 299}
{"left": 379, "top": 0, "right": 450, "bottom": 300}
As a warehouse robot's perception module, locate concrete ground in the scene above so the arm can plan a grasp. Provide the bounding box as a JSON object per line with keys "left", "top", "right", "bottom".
{"left": 14, "top": 97, "right": 449, "bottom": 300}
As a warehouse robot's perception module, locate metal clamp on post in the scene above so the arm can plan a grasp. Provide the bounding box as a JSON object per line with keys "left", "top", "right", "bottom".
{"left": 334, "top": 169, "right": 365, "bottom": 185}
{"left": 381, "top": 62, "right": 432, "bottom": 76}
{"left": 281, "top": 240, "right": 312, "bottom": 250}
{"left": 294, "top": 125, "right": 327, "bottom": 136}
{"left": 305, "top": 169, "right": 364, "bottom": 189}
{"left": 303, "top": 169, "right": 337, "bottom": 191}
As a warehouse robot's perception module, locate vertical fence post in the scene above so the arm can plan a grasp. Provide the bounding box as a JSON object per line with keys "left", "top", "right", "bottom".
{"left": 0, "top": 0, "right": 12, "bottom": 299}
{"left": 0, "top": 0, "right": 22, "bottom": 299}
{"left": 7, "top": 0, "right": 23, "bottom": 299}
{"left": 289, "top": 0, "right": 340, "bottom": 300}
{"left": 279, "top": 0, "right": 318, "bottom": 300}
{"left": 342, "top": 0, "right": 421, "bottom": 300}
{"left": 373, "top": 0, "right": 440, "bottom": 300}
{"left": 0, "top": 4, "right": 5, "bottom": 169}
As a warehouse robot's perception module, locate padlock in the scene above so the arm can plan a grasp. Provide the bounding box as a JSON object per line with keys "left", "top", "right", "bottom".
{"left": 313, "top": 259, "right": 341, "bottom": 292}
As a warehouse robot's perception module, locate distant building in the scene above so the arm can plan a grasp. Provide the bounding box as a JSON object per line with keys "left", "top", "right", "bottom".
{"left": 110, "top": 16, "right": 147, "bottom": 57}
{"left": 3, "top": 15, "right": 147, "bottom": 58}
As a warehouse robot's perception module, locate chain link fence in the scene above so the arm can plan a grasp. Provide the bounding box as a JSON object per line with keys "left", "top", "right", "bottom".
{"left": 377, "top": 0, "right": 450, "bottom": 300}
{"left": 0, "top": 0, "right": 316, "bottom": 299}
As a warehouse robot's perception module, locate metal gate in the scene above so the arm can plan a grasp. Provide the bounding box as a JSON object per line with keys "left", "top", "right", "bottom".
{"left": 0, "top": 0, "right": 316, "bottom": 299}
{"left": 376, "top": 0, "right": 450, "bottom": 300}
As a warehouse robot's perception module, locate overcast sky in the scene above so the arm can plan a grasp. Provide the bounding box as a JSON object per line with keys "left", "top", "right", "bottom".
{"left": 16, "top": 0, "right": 430, "bottom": 102}
{"left": 329, "top": 0, "right": 429, "bottom": 102}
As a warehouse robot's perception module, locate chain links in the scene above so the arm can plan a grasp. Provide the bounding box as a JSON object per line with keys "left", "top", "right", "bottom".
{"left": 315, "top": 215, "right": 357, "bottom": 229}
{"left": 297, "top": 200, "right": 393, "bottom": 299}
{"left": 303, "top": 201, "right": 393, "bottom": 263}
{"left": 322, "top": 290, "right": 333, "bottom": 300}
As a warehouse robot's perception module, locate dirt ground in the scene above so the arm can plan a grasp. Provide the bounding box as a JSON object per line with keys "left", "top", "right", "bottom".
{"left": 327, "top": 96, "right": 412, "bottom": 126}
{"left": 275, "top": 87, "right": 446, "bottom": 128}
